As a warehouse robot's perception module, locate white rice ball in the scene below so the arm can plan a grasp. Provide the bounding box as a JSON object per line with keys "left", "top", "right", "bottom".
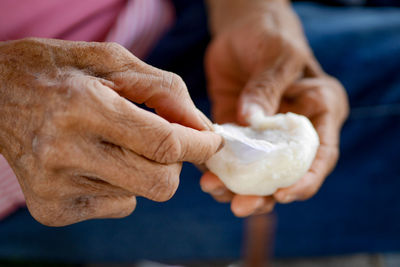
{"left": 205, "top": 112, "right": 319, "bottom": 196}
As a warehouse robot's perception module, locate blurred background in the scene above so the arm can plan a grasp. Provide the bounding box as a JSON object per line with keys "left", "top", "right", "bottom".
{"left": 1, "top": 0, "right": 400, "bottom": 266}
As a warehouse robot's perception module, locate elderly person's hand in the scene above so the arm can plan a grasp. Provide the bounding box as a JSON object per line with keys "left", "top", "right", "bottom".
{"left": 0, "top": 38, "right": 222, "bottom": 226}
{"left": 202, "top": 0, "right": 349, "bottom": 217}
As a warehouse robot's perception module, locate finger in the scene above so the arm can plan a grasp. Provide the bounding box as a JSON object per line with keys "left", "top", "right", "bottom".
{"left": 212, "top": 191, "right": 235, "bottom": 203}
{"left": 72, "top": 77, "right": 223, "bottom": 164}
{"left": 79, "top": 147, "right": 183, "bottom": 202}
{"left": 200, "top": 172, "right": 234, "bottom": 203}
{"left": 279, "top": 80, "right": 328, "bottom": 118}
{"left": 67, "top": 41, "right": 213, "bottom": 131}
{"left": 26, "top": 187, "right": 136, "bottom": 226}
{"left": 205, "top": 37, "right": 244, "bottom": 124}
{"left": 211, "top": 91, "right": 241, "bottom": 124}
{"left": 163, "top": 122, "right": 223, "bottom": 164}
{"left": 103, "top": 98, "right": 222, "bottom": 164}
{"left": 200, "top": 171, "right": 227, "bottom": 192}
{"left": 194, "top": 163, "right": 208, "bottom": 173}
{"left": 62, "top": 195, "right": 137, "bottom": 223}
{"left": 107, "top": 60, "right": 213, "bottom": 131}
{"left": 237, "top": 51, "right": 304, "bottom": 123}
{"left": 252, "top": 201, "right": 276, "bottom": 216}
{"left": 27, "top": 193, "right": 137, "bottom": 227}
{"left": 280, "top": 77, "right": 349, "bottom": 124}
{"left": 273, "top": 144, "right": 338, "bottom": 203}
{"left": 303, "top": 55, "right": 325, "bottom": 78}
{"left": 231, "top": 195, "right": 275, "bottom": 218}
{"left": 37, "top": 127, "right": 182, "bottom": 202}
{"left": 274, "top": 115, "right": 340, "bottom": 203}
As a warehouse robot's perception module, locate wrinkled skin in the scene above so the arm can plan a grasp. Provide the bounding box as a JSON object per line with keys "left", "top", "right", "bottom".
{"left": 202, "top": 0, "right": 349, "bottom": 216}
{"left": 0, "top": 38, "right": 222, "bottom": 226}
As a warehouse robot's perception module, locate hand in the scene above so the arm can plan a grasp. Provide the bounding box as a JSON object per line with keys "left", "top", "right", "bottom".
{"left": 0, "top": 38, "right": 222, "bottom": 226}
{"left": 202, "top": 0, "right": 349, "bottom": 217}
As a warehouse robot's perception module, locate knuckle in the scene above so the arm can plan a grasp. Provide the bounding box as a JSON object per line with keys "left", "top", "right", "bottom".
{"left": 94, "top": 42, "right": 125, "bottom": 58}
{"left": 102, "top": 42, "right": 133, "bottom": 64}
{"left": 82, "top": 42, "right": 135, "bottom": 75}
{"left": 105, "top": 41, "right": 125, "bottom": 53}
{"left": 162, "top": 71, "right": 187, "bottom": 95}
{"left": 106, "top": 41, "right": 121, "bottom": 49}
{"left": 109, "top": 196, "right": 137, "bottom": 218}
{"left": 151, "top": 129, "right": 182, "bottom": 163}
{"left": 321, "top": 76, "right": 350, "bottom": 119}
{"left": 147, "top": 165, "right": 180, "bottom": 202}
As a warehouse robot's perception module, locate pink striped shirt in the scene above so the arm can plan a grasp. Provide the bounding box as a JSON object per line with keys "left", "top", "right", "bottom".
{"left": 0, "top": 0, "right": 175, "bottom": 220}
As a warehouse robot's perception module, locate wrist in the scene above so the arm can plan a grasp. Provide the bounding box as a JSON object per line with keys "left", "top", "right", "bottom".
{"left": 0, "top": 41, "right": 18, "bottom": 156}
{"left": 205, "top": 0, "right": 290, "bottom": 35}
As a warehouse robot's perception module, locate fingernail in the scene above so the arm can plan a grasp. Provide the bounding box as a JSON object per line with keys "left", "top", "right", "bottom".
{"left": 280, "top": 195, "right": 295, "bottom": 204}
{"left": 210, "top": 187, "right": 226, "bottom": 196}
{"left": 200, "top": 182, "right": 215, "bottom": 193}
{"left": 242, "top": 102, "right": 264, "bottom": 115}
{"left": 241, "top": 103, "right": 266, "bottom": 124}
{"left": 254, "top": 197, "right": 265, "bottom": 210}
{"left": 254, "top": 202, "right": 274, "bottom": 214}
{"left": 216, "top": 139, "right": 225, "bottom": 153}
{"left": 197, "top": 109, "right": 214, "bottom": 131}
{"left": 201, "top": 184, "right": 222, "bottom": 194}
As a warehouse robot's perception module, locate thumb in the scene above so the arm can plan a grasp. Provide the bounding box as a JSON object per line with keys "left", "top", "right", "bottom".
{"left": 168, "top": 123, "right": 224, "bottom": 164}
{"left": 238, "top": 64, "right": 303, "bottom": 124}
{"left": 237, "top": 71, "right": 286, "bottom": 124}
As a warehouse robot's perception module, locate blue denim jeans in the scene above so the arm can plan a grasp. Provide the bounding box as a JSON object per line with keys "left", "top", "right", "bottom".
{"left": 0, "top": 1, "right": 399, "bottom": 263}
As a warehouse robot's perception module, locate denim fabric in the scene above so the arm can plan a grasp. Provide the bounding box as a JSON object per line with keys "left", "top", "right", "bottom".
{"left": 274, "top": 3, "right": 400, "bottom": 257}
{"left": 0, "top": 1, "right": 399, "bottom": 263}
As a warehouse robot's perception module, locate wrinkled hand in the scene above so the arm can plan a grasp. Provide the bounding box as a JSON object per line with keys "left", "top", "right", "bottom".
{"left": 202, "top": 0, "right": 349, "bottom": 217}
{"left": 0, "top": 38, "right": 222, "bottom": 226}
